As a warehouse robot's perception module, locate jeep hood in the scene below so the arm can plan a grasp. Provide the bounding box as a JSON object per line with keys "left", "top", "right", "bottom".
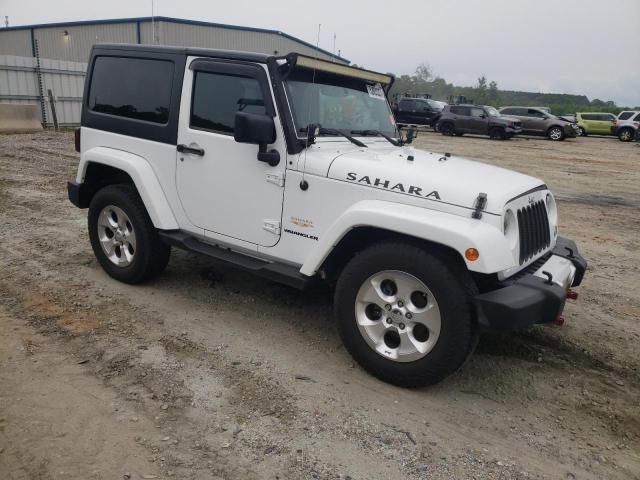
{"left": 313, "top": 142, "right": 545, "bottom": 214}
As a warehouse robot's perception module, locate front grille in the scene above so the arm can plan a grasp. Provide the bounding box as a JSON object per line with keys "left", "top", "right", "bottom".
{"left": 517, "top": 200, "right": 551, "bottom": 264}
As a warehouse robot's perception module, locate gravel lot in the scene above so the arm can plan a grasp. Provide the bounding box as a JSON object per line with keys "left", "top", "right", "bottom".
{"left": 0, "top": 130, "right": 638, "bottom": 480}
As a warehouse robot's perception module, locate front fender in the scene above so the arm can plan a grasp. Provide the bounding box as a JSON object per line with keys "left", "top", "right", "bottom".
{"left": 77, "top": 147, "right": 178, "bottom": 230}
{"left": 299, "top": 200, "right": 515, "bottom": 276}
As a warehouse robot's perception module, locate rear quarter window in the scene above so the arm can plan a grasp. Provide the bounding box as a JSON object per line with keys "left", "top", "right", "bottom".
{"left": 88, "top": 56, "right": 174, "bottom": 124}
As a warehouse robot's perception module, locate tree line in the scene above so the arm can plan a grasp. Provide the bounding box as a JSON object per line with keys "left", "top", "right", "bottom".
{"left": 387, "top": 63, "right": 635, "bottom": 115}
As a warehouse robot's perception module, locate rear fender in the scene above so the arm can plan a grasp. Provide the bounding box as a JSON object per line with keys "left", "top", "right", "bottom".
{"left": 78, "top": 146, "right": 178, "bottom": 230}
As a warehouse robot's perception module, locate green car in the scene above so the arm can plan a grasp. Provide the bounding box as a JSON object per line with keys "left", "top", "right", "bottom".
{"left": 575, "top": 112, "right": 616, "bottom": 136}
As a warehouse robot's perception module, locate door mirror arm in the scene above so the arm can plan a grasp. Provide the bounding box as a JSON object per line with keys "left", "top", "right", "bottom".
{"left": 257, "top": 145, "right": 280, "bottom": 166}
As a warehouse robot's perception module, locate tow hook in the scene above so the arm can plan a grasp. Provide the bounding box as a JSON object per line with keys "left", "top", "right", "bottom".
{"left": 566, "top": 288, "right": 578, "bottom": 300}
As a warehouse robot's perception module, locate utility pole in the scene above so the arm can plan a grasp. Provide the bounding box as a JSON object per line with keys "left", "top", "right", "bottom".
{"left": 4, "top": 16, "right": 8, "bottom": 28}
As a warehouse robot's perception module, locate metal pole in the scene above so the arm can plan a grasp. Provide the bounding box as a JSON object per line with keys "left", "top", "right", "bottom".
{"left": 33, "top": 39, "right": 48, "bottom": 127}
{"left": 47, "top": 89, "right": 59, "bottom": 131}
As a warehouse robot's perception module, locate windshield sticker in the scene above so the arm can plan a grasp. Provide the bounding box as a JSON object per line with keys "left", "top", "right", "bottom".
{"left": 366, "top": 83, "right": 385, "bottom": 100}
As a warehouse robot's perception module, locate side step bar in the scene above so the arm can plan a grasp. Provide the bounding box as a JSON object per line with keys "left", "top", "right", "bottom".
{"left": 158, "top": 231, "right": 312, "bottom": 290}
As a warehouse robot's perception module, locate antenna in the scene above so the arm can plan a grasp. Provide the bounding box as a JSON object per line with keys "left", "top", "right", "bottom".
{"left": 151, "top": 0, "right": 156, "bottom": 43}
{"left": 332, "top": 33, "right": 336, "bottom": 62}
{"left": 300, "top": 23, "right": 321, "bottom": 188}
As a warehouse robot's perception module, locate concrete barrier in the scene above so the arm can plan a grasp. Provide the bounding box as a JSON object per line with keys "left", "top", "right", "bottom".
{"left": 0, "top": 103, "right": 43, "bottom": 133}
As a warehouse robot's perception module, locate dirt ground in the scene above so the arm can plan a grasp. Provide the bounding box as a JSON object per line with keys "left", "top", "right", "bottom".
{"left": 0, "top": 130, "right": 638, "bottom": 480}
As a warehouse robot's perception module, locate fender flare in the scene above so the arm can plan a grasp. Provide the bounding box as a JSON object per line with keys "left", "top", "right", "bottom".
{"left": 78, "top": 146, "right": 179, "bottom": 230}
{"left": 299, "top": 200, "right": 515, "bottom": 276}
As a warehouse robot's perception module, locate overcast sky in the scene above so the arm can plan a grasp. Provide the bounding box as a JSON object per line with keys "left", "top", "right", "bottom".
{"left": 3, "top": 0, "right": 639, "bottom": 106}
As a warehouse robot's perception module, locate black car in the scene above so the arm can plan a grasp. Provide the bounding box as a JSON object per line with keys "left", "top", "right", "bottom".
{"left": 437, "top": 105, "right": 522, "bottom": 140}
{"left": 393, "top": 97, "right": 447, "bottom": 127}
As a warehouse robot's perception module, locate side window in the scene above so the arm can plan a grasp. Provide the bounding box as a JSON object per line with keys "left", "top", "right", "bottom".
{"left": 451, "top": 106, "right": 470, "bottom": 116}
{"left": 88, "top": 56, "right": 174, "bottom": 124}
{"left": 418, "top": 101, "right": 431, "bottom": 111}
{"left": 399, "top": 99, "right": 414, "bottom": 110}
{"left": 528, "top": 109, "right": 544, "bottom": 117}
{"left": 501, "top": 108, "right": 514, "bottom": 115}
{"left": 582, "top": 114, "right": 595, "bottom": 120}
{"left": 470, "top": 108, "right": 485, "bottom": 118}
{"left": 190, "top": 71, "right": 266, "bottom": 134}
{"left": 618, "top": 112, "right": 633, "bottom": 120}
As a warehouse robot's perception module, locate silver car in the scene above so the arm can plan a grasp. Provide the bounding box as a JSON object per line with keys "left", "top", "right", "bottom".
{"left": 615, "top": 111, "right": 640, "bottom": 142}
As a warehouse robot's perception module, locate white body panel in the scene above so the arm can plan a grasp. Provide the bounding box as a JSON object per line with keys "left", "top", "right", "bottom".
{"left": 78, "top": 59, "right": 557, "bottom": 279}
{"left": 175, "top": 59, "right": 288, "bottom": 247}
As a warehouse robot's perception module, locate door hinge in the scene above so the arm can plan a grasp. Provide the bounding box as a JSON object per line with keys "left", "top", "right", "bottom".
{"left": 266, "top": 172, "right": 285, "bottom": 187}
{"left": 263, "top": 220, "right": 281, "bottom": 235}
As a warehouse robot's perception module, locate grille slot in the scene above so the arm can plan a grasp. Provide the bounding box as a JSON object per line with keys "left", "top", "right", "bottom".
{"left": 517, "top": 200, "right": 550, "bottom": 264}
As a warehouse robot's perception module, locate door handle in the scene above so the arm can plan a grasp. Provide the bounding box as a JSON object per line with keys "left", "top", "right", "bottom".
{"left": 177, "top": 144, "right": 205, "bottom": 156}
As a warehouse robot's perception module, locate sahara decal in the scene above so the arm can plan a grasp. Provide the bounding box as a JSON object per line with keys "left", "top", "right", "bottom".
{"left": 345, "top": 172, "right": 441, "bottom": 200}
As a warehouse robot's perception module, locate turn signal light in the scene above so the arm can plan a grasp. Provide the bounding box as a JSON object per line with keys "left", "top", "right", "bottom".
{"left": 465, "top": 248, "right": 479, "bottom": 261}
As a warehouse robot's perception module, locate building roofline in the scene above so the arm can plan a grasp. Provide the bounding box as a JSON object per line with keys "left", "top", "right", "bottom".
{"left": 0, "top": 16, "right": 350, "bottom": 63}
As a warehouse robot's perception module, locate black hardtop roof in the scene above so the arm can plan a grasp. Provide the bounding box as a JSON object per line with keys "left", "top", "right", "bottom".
{"left": 92, "top": 43, "right": 272, "bottom": 63}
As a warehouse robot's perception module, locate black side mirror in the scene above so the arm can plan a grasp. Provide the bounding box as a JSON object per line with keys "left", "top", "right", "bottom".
{"left": 234, "top": 112, "right": 280, "bottom": 166}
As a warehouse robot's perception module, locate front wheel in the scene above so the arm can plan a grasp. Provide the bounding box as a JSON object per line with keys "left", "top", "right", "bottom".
{"left": 547, "top": 126, "right": 564, "bottom": 141}
{"left": 489, "top": 127, "right": 506, "bottom": 140}
{"left": 578, "top": 127, "right": 587, "bottom": 136}
{"left": 88, "top": 184, "right": 170, "bottom": 284}
{"left": 334, "top": 242, "right": 478, "bottom": 387}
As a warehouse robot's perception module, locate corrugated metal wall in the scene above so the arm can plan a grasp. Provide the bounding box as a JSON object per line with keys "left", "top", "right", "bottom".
{"left": 141, "top": 21, "right": 342, "bottom": 62}
{"left": 33, "top": 23, "right": 138, "bottom": 63}
{"left": 0, "top": 29, "right": 32, "bottom": 57}
{"left": 0, "top": 54, "right": 86, "bottom": 126}
{"left": 0, "top": 20, "right": 346, "bottom": 64}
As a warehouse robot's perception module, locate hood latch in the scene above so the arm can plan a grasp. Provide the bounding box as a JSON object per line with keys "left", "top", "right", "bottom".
{"left": 472, "top": 193, "right": 488, "bottom": 219}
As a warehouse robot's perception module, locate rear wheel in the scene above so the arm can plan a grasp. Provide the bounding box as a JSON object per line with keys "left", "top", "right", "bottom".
{"left": 334, "top": 242, "right": 478, "bottom": 387}
{"left": 440, "top": 122, "right": 455, "bottom": 136}
{"left": 88, "top": 184, "right": 170, "bottom": 284}
{"left": 618, "top": 128, "right": 634, "bottom": 142}
{"left": 547, "top": 126, "right": 564, "bottom": 141}
{"left": 489, "top": 127, "right": 506, "bottom": 140}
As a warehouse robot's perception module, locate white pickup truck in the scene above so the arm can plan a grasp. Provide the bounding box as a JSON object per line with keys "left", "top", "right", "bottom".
{"left": 68, "top": 44, "right": 586, "bottom": 387}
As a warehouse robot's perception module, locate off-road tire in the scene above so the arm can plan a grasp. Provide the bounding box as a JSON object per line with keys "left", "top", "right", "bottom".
{"left": 88, "top": 184, "right": 170, "bottom": 284}
{"left": 489, "top": 127, "right": 506, "bottom": 140}
{"left": 440, "top": 122, "right": 455, "bottom": 136}
{"left": 334, "top": 242, "right": 478, "bottom": 388}
{"left": 618, "top": 127, "right": 634, "bottom": 142}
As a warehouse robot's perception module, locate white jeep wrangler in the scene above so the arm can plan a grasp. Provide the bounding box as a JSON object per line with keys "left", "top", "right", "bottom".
{"left": 68, "top": 44, "right": 586, "bottom": 387}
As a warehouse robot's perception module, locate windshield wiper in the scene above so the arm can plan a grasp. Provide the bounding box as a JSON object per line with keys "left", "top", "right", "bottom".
{"left": 300, "top": 125, "right": 367, "bottom": 148}
{"left": 350, "top": 129, "right": 401, "bottom": 147}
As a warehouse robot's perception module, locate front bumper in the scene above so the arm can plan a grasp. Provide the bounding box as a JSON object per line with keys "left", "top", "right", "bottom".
{"left": 505, "top": 126, "right": 523, "bottom": 134}
{"left": 474, "top": 237, "right": 587, "bottom": 331}
{"left": 564, "top": 125, "right": 578, "bottom": 138}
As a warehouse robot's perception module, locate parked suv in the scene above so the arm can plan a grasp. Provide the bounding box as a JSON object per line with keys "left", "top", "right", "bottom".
{"left": 499, "top": 107, "right": 578, "bottom": 141}
{"left": 614, "top": 110, "right": 640, "bottom": 142}
{"left": 393, "top": 97, "right": 446, "bottom": 127}
{"left": 68, "top": 44, "right": 586, "bottom": 387}
{"left": 437, "top": 105, "right": 523, "bottom": 139}
{"left": 575, "top": 112, "right": 616, "bottom": 136}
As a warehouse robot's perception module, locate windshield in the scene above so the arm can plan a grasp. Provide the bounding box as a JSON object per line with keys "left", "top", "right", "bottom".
{"left": 284, "top": 68, "right": 396, "bottom": 138}
{"left": 485, "top": 106, "right": 500, "bottom": 117}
